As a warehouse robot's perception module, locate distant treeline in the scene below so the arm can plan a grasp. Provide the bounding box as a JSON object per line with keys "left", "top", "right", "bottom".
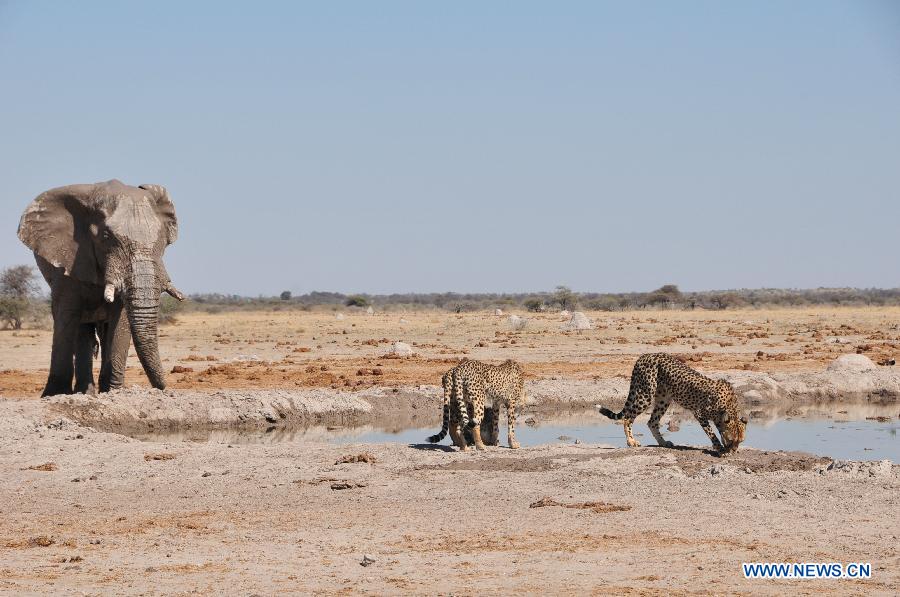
{"left": 186, "top": 285, "right": 900, "bottom": 313}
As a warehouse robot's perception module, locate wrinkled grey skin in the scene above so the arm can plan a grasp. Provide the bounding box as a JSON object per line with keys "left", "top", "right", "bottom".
{"left": 18, "top": 180, "right": 184, "bottom": 396}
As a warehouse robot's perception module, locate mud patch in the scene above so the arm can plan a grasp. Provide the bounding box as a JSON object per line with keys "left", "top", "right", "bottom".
{"left": 670, "top": 448, "right": 831, "bottom": 475}
{"left": 529, "top": 497, "right": 631, "bottom": 513}
{"left": 416, "top": 453, "right": 597, "bottom": 473}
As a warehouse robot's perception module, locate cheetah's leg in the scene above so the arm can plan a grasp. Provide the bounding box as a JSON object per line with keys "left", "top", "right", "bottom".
{"left": 696, "top": 418, "right": 724, "bottom": 452}
{"left": 614, "top": 357, "right": 658, "bottom": 448}
{"left": 648, "top": 396, "right": 674, "bottom": 448}
{"left": 622, "top": 386, "right": 655, "bottom": 448}
{"left": 506, "top": 390, "right": 522, "bottom": 449}
{"left": 623, "top": 419, "right": 640, "bottom": 448}
{"left": 448, "top": 407, "right": 466, "bottom": 449}
{"left": 454, "top": 375, "right": 470, "bottom": 451}
{"left": 466, "top": 383, "right": 487, "bottom": 451}
{"left": 488, "top": 403, "right": 500, "bottom": 446}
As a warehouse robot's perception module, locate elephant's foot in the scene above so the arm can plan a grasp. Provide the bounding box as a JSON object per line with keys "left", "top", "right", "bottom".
{"left": 42, "top": 375, "right": 73, "bottom": 398}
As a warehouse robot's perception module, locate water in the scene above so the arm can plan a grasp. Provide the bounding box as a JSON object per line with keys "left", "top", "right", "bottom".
{"left": 133, "top": 402, "right": 899, "bottom": 461}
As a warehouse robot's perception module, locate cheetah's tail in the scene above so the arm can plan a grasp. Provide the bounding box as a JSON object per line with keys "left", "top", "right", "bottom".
{"left": 428, "top": 402, "right": 451, "bottom": 443}
{"left": 428, "top": 380, "right": 452, "bottom": 443}
{"left": 598, "top": 406, "right": 624, "bottom": 420}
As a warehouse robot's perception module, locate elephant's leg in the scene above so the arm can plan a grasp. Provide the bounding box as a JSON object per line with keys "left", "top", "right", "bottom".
{"left": 74, "top": 323, "right": 97, "bottom": 395}
{"left": 99, "top": 303, "right": 131, "bottom": 392}
{"left": 44, "top": 309, "right": 80, "bottom": 397}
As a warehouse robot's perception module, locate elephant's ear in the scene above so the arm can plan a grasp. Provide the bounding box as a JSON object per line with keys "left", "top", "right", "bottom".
{"left": 139, "top": 184, "right": 178, "bottom": 245}
{"left": 17, "top": 184, "right": 101, "bottom": 284}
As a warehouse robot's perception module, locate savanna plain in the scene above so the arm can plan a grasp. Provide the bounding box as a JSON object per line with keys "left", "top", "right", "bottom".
{"left": 1, "top": 306, "right": 898, "bottom": 595}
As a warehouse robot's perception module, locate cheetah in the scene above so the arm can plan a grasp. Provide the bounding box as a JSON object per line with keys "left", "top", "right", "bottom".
{"left": 598, "top": 353, "right": 747, "bottom": 455}
{"left": 427, "top": 364, "right": 497, "bottom": 449}
{"left": 428, "top": 359, "right": 524, "bottom": 450}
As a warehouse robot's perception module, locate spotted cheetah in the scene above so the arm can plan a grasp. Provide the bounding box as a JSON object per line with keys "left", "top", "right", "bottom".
{"left": 427, "top": 364, "right": 497, "bottom": 449}
{"left": 428, "top": 359, "right": 524, "bottom": 450}
{"left": 599, "top": 353, "right": 747, "bottom": 454}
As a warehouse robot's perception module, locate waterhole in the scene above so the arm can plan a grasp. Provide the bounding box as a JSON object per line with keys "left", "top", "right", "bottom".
{"left": 130, "top": 401, "right": 898, "bottom": 461}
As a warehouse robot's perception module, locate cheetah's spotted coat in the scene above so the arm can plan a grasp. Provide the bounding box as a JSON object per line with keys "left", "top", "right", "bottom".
{"left": 599, "top": 353, "right": 747, "bottom": 454}
{"left": 428, "top": 359, "right": 524, "bottom": 451}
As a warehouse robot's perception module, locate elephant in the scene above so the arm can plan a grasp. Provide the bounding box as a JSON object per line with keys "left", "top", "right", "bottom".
{"left": 17, "top": 180, "right": 185, "bottom": 396}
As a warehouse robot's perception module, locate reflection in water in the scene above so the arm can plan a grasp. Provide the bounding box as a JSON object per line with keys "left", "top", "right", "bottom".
{"left": 132, "top": 401, "right": 899, "bottom": 461}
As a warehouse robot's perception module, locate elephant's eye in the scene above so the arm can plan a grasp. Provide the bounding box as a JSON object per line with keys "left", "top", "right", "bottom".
{"left": 101, "top": 230, "right": 111, "bottom": 241}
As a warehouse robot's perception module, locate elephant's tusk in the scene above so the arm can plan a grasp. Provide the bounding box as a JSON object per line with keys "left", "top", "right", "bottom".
{"left": 104, "top": 284, "right": 115, "bottom": 303}
{"left": 164, "top": 283, "right": 186, "bottom": 302}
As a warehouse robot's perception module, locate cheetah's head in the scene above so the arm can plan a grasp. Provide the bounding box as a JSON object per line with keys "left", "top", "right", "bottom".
{"left": 716, "top": 409, "right": 747, "bottom": 455}
{"left": 715, "top": 383, "right": 747, "bottom": 454}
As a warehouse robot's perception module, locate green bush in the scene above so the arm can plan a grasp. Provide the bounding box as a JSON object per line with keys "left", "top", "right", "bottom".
{"left": 0, "top": 297, "right": 29, "bottom": 329}
{"left": 524, "top": 298, "right": 544, "bottom": 312}
{"left": 159, "top": 295, "right": 185, "bottom": 325}
{"left": 345, "top": 295, "right": 370, "bottom": 307}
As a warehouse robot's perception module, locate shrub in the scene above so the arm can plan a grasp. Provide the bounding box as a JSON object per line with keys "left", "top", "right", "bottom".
{"left": 524, "top": 298, "right": 544, "bottom": 312}
{"left": 585, "top": 296, "right": 622, "bottom": 311}
{"left": 0, "top": 265, "right": 41, "bottom": 329}
{"left": 280, "top": 290, "right": 292, "bottom": 301}
{"left": 159, "top": 295, "right": 185, "bottom": 325}
{"left": 0, "top": 297, "right": 29, "bottom": 329}
{"left": 552, "top": 286, "right": 578, "bottom": 310}
{"left": 345, "top": 295, "right": 370, "bottom": 307}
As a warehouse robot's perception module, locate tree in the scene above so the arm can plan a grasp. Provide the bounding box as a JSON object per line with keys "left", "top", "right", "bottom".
{"left": 345, "top": 294, "right": 369, "bottom": 307}
{"left": 0, "top": 265, "right": 40, "bottom": 330}
{"left": 709, "top": 292, "right": 745, "bottom": 310}
{"left": 524, "top": 298, "right": 544, "bottom": 312}
{"left": 0, "top": 265, "right": 39, "bottom": 299}
{"left": 644, "top": 284, "right": 683, "bottom": 308}
{"left": 552, "top": 286, "right": 577, "bottom": 310}
{"left": 280, "top": 290, "right": 292, "bottom": 301}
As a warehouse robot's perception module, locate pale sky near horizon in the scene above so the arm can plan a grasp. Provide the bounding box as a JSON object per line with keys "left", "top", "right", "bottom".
{"left": 1, "top": 1, "right": 898, "bottom": 296}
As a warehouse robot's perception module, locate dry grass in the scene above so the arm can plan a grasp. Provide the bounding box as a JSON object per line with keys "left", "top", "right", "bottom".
{"left": 1, "top": 306, "right": 898, "bottom": 397}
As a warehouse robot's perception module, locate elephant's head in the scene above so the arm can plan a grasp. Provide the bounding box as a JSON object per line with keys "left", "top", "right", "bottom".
{"left": 18, "top": 179, "right": 183, "bottom": 389}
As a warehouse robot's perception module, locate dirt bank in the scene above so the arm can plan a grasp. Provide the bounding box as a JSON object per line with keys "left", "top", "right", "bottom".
{"left": 47, "top": 365, "right": 900, "bottom": 437}
{"left": 0, "top": 396, "right": 897, "bottom": 595}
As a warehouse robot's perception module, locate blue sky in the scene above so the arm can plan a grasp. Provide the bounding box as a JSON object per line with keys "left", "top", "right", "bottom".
{"left": 1, "top": 1, "right": 898, "bottom": 295}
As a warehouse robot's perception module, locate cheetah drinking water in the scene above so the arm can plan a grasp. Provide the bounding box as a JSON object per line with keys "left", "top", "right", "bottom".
{"left": 599, "top": 353, "right": 747, "bottom": 454}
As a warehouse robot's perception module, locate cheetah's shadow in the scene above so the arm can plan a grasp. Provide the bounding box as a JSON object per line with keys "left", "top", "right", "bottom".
{"left": 408, "top": 443, "right": 457, "bottom": 452}
{"left": 650, "top": 444, "right": 723, "bottom": 457}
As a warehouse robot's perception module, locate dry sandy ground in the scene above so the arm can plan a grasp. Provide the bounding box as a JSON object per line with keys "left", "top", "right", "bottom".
{"left": 2, "top": 396, "right": 899, "bottom": 596}
{"left": 2, "top": 307, "right": 898, "bottom": 396}
{"left": 1, "top": 307, "right": 898, "bottom": 595}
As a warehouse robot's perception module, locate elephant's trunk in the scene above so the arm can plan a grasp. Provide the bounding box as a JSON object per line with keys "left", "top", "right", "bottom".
{"left": 125, "top": 259, "right": 166, "bottom": 390}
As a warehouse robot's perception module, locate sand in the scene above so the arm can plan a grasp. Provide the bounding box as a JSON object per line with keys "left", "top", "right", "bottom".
{"left": 1, "top": 306, "right": 898, "bottom": 594}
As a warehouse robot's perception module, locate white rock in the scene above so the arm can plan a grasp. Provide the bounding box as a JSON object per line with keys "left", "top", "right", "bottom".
{"left": 825, "top": 459, "right": 892, "bottom": 478}
{"left": 561, "top": 311, "right": 592, "bottom": 331}
{"left": 508, "top": 315, "right": 526, "bottom": 330}
{"left": 335, "top": 312, "right": 345, "bottom": 320}
{"left": 559, "top": 310, "right": 571, "bottom": 319}
{"left": 494, "top": 309, "right": 503, "bottom": 316}
{"left": 826, "top": 354, "right": 877, "bottom": 373}
{"left": 389, "top": 342, "right": 413, "bottom": 356}
{"left": 366, "top": 306, "right": 374, "bottom": 315}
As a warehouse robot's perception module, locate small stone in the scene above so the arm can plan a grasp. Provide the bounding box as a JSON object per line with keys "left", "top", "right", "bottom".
{"left": 201, "top": 472, "right": 212, "bottom": 478}
{"left": 360, "top": 554, "right": 376, "bottom": 567}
